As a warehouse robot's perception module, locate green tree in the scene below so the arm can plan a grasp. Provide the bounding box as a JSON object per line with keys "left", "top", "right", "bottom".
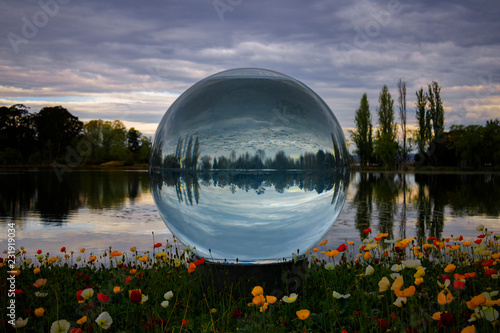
{"left": 138, "top": 136, "right": 152, "bottom": 163}
{"left": 428, "top": 81, "right": 444, "bottom": 138}
{"left": 348, "top": 93, "right": 373, "bottom": 167}
{"left": 0, "top": 104, "right": 37, "bottom": 163}
{"left": 82, "top": 119, "right": 129, "bottom": 163}
{"left": 35, "top": 106, "right": 83, "bottom": 160}
{"left": 127, "top": 127, "right": 140, "bottom": 153}
{"left": 415, "top": 88, "right": 430, "bottom": 155}
{"left": 374, "top": 85, "right": 398, "bottom": 167}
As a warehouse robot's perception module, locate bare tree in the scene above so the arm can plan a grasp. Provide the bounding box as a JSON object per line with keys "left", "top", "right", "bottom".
{"left": 398, "top": 79, "right": 407, "bottom": 165}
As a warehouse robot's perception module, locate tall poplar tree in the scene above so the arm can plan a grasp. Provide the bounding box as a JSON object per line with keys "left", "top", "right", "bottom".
{"left": 415, "top": 88, "right": 429, "bottom": 155}
{"left": 429, "top": 81, "right": 444, "bottom": 138}
{"left": 349, "top": 93, "right": 373, "bottom": 166}
{"left": 374, "top": 85, "right": 398, "bottom": 167}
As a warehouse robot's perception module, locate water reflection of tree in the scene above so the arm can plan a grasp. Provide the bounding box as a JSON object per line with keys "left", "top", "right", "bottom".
{"left": 352, "top": 173, "right": 374, "bottom": 239}
{"left": 157, "top": 170, "right": 347, "bottom": 204}
{"left": 0, "top": 171, "right": 148, "bottom": 226}
{"left": 413, "top": 173, "right": 500, "bottom": 243}
{"left": 373, "top": 173, "right": 399, "bottom": 239}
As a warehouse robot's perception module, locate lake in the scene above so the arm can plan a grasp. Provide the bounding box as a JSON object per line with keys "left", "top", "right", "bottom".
{"left": 1, "top": 169, "right": 499, "bottom": 259}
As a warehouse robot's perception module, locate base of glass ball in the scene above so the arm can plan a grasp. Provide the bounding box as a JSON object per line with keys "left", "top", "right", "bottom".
{"left": 190, "top": 254, "right": 308, "bottom": 299}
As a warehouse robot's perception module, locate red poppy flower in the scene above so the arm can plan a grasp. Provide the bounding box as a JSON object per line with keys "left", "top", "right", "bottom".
{"left": 60, "top": 247, "right": 66, "bottom": 252}
{"left": 453, "top": 280, "right": 466, "bottom": 290}
{"left": 37, "top": 249, "right": 42, "bottom": 254}
{"left": 474, "top": 239, "right": 482, "bottom": 244}
{"left": 428, "top": 237, "right": 437, "bottom": 241}
{"left": 485, "top": 269, "right": 497, "bottom": 276}
{"left": 232, "top": 308, "right": 243, "bottom": 318}
{"left": 71, "top": 329, "right": 83, "bottom": 333}
{"left": 482, "top": 258, "right": 494, "bottom": 267}
{"left": 97, "top": 293, "right": 109, "bottom": 303}
{"left": 375, "top": 237, "right": 382, "bottom": 242}
{"left": 477, "top": 234, "right": 486, "bottom": 238}
{"left": 363, "top": 228, "right": 372, "bottom": 233}
{"left": 129, "top": 289, "right": 142, "bottom": 304}
{"left": 76, "top": 290, "right": 84, "bottom": 301}
{"left": 125, "top": 276, "right": 132, "bottom": 284}
{"left": 375, "top": 318, "right": 389, "bottom": 331}
{"left": 439, "top": 312, "right": 455, "bottom": 327}
{"left": 441, "top": 274, "right": 450, "bottom": 282}
{"left": 193, "top": 257, "right": 205, "bottom": 265}
{"left": 458, "top": 235, "right": 463, "bottom": 241}
{"left": 154, "top": 243, "right": 162, "bottom": 248}
{"left": 337, "top": 244, "right": 347, "bottom": 252}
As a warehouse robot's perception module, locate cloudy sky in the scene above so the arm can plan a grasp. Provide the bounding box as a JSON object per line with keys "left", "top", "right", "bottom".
{"left": 1, "top": 0, "right": 499, "bottom": 143}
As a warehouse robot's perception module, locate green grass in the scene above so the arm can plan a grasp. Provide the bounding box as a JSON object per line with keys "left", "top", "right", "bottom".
{"left": 2, "top": 229, "right": 500, "bottom": 332}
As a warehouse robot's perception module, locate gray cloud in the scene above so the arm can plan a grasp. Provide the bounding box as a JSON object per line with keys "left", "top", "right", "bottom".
{"left": 1, "top": 0, "right": 499, "bottom": 136}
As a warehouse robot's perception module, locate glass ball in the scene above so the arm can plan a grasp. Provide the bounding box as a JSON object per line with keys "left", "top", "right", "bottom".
{"left": 150, "top": 68, "right": 349, "bottom": 263}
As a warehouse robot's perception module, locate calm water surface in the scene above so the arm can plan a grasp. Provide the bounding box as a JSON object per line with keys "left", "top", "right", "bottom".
{"left": 1, "top": 169, "right": 499, "bottom": 258}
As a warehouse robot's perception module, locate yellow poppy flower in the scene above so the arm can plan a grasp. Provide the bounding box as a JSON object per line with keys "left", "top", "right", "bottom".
{"left": 391, "top": 276, "right": 404, "bottom": 291}
{"left": 414, "top": 267, "right": 426, "bottom": 278}
{"left": 378, "top": 277, "right": 390, "bottom": 292}
{"left": 414, "top": 277, "right": 424, "bottom": 285}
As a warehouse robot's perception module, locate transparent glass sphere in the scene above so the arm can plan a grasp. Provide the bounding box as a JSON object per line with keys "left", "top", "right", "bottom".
{"left": 150, "top": 68, "right": 349, "bottom": 263}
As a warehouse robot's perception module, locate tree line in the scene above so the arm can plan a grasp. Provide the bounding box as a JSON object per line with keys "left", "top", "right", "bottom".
{"left": 349, "top": 81, "right": 500, "bottom": 169}
{"left": 155, "top": 134, "right": 346, "bottom": 171}
{"left": 0, "top": 104, "right": 151, "bottom": 166}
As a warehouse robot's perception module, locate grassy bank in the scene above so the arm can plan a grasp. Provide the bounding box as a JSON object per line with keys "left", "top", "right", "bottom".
{"left": 2, "top": 229, "right": 500, "bottom": 332}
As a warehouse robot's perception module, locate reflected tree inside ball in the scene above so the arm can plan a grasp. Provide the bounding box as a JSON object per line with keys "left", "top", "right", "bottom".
{"left": 150, "top": 68, "right": 350, "bottom": 263}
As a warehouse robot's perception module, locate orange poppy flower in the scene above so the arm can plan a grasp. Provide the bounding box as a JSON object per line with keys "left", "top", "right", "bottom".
{"left": 394, "top": 286, "right": 415, "bottom": 298}
{"left": 296, "top": 309, "right": 310, "bottom": 320}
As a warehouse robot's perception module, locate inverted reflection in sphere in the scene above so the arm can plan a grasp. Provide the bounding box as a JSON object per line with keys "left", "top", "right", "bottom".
{"left": 150, "top": 68, "right": 349, "bottom": 263}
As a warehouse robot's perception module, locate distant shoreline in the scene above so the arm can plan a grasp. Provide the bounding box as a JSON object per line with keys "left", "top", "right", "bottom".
{"left": 1, "top": 163, "right": 500, "bottom": 174}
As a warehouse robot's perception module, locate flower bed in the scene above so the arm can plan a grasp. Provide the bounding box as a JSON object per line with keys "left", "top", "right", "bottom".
{"left": 2, "top": 227, "right": 500, "bottom": 332}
